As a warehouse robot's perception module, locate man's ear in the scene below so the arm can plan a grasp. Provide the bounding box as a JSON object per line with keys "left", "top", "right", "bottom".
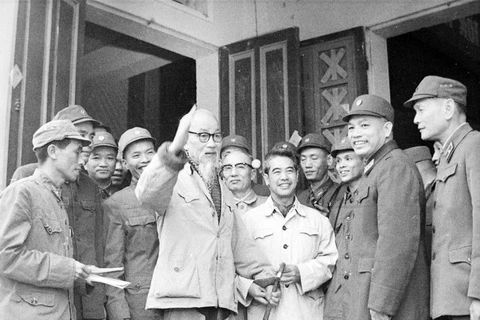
{"left": 250, "top": 168, "right": 257, "bottom": 181}
{"left": 122, "top": 158, "right": 128, "bottom": 168}
{"left": 47, "top": 144, "right": 58, "bottom": 160}
{"left": 444, "top": 98, "right": 455, "bottom": 120}
{"left": 383, "top": 121, "right": 393, "bottom": 138}
{"left": 262, "top": 172, "right": 269, "bottom": 186}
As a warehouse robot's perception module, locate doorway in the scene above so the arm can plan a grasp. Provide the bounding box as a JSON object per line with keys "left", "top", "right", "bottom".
{"left": 387, "top": 14, "right": 480, "bottom": 149}
{"left": 80, "top": 22, "right": 196, "bottom": 145}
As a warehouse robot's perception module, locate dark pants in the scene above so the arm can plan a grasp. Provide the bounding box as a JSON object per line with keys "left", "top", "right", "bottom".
{"left": 436, "top": 316, "right": 469, "bottom": 320}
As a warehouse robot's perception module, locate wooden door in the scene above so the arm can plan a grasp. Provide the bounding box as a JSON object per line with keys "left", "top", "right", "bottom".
{"left": 300, "top": 27, "right": 368, "bottom": 145}
{"left": 219, "top": 28, "right": 301, "bottom": 161}
{"left": 7, "top": 0, "right": 85, "bottom": 181}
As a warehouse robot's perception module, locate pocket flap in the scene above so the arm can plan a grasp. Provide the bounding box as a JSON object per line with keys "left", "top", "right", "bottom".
{"left": 299, "top": 227, "right": 319, "bottom": 236}
{"left": 357, "top": 186, "right": 369, "bottom": 203}
{"left": 306, "top": 288, "right": 324, "bottom": 300}
{"left": 128, "top": 215, "right": 156, "bottom": 226}
{"left": 358, "top": 258, "right": 375, "bottom": 273}
{"left": 177, "top": 186, "right": 200, "bottom": 203}
{"left": 16, "top": 291, "right": 54, "bottom": 307}
{"left": 449, "top": 246, "right": 472, "bottom": 264}
{"left": 80, "top": 200, "right": 96, "bottom": 210}
{"left": 153, "top": 257, "right": 200, "bottom": 298}
{"left": 40, "top": 218, "right": 62, "bottom": 234}
{"left": 437, "top": 163, "right": 457, "bottom": 183}
{"left": 253, "top": 228, "right": 274, "bottom": 240}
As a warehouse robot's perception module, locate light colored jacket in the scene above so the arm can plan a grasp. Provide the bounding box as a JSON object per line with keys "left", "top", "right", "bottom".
{"left": 136, "top": 143, "right": 274, "bottom": 313}
{"left": 242, "top": 197, "right": 337, "bottom": 320}
{"left": 431, "top": 123, "right": 480, "bottom": 318}
{"left": 0, "top": 170, "right": 76, "bottom": 320}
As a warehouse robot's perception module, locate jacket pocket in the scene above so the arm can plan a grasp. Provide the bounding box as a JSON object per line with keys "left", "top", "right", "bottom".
{"left": 15, "top": 291, "right": 55, "bottom": 307}
{"left": 357, "top": 186, "right": 369, "bottom": 203}
{"left": 299, "top": 227, "right": 319, "bottom": 237}
{"left": 358, "top": 257, "right": 375, "bottom": 273}
{"left": 128, "top": 215, "right": 156, "bottom": 227}
{"left": 40, "top": 217, "right": 62, "bottom": 235}
{"left": 153, "top": 256, "right": 201, "bottom": 298}
{"left": 436, "top": 163, "right": 457, "bottom": 183}
{"left": 253, "top": 228, "right": 274, "bottom": 240}
{"left": 449, "top": 246, "right": 472, "bottom": 265}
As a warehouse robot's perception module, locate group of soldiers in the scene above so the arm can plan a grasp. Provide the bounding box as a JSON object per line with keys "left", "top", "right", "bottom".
{"left": 0, "top": 74, "right": 478, "bottom": 320}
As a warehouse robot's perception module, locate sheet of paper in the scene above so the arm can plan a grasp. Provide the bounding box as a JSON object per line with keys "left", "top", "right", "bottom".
{"left": 86, "top": 274, "right": 130, "bottom": 289}
{"left": 89, "top": 266, "right": 124, "bottom": 274}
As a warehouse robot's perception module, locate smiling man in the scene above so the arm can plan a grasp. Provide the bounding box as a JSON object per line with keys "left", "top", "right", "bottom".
{"left": 103, "top": 127, "right": 161, "bottom": 320}
{"left": 86, "top": 132, "right": 119, "bottom": 199}
{"left": 242, "top": 145, "right": 337, "bottom": 320}
{"left": 404, "top": 76, "right": 480, "bottom": 320}
{"left": 0, "top": 120, "right": 92, "bottom": 320}
{"left": 344, "top": 94, "right": 429, "bottom": 320}
{"left": 297, "top": 133, "right": 341, "bottom": 216}
{"left": 136, "top": 107, "right": 278, "bottom": 320}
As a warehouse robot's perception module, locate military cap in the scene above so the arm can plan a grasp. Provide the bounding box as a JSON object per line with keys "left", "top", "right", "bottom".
{"left": 118, "top": 127, "right": 156, "bottom": 157}
{"left": 271, "top": 141, "right": 297, "bottom": 154}
{"left": 221, "top": 135, "right": 250, "bottom": 154}
{"left": 53, "top": 105, "right": 100, "bottom": 126}
{"left": 297, "top": 133, "right": 331, "bottom": 154}
{"left": 343, "top": 94, "right": 394, "bottom": 123}
{"left": 403, "top": 76, "right": 467, "bottom": 108}
{"left": 331, "top": 137, "right": 354, "bottom": 157}
{"left": 404, "top": 146, "right": 432, "bottom": 163}
{"left": 32, "top": 120, "right": 91, "bottom": 151}
{"left": 92, "top": 132, "right": 117, "bottom": 151}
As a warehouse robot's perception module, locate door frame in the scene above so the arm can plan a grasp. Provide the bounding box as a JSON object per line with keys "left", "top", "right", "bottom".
{"left": 365, "top": 0, "right": 480, "bottom": 101}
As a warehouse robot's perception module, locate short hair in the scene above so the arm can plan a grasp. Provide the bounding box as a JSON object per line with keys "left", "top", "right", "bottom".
{"left": 35, "top": 139, "right": 72, "bottom": 164}
{"left": 263, "top": 149, "right": 299, "bottom": 175}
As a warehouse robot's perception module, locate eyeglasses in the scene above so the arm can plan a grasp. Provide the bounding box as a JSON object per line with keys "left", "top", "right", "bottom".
{"left": 221, "top": 163, "right": 253, "bottom": 176}
{"left": 188, "top": 131, "right": 223, "bottom": 143}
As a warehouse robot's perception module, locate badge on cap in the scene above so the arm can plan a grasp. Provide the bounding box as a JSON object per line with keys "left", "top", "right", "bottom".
{"left": 134, "top": 130, "right": 141, "bottom": 135}
{"left": 356, "top": 99, "right": 362, "bottom": 106}
{"left": 80, "top": 109, "right": 86, "bottom": 115}
{"left": 305, "top": 138, "right": 310, "bottom": 143}
{"left": 232, "top": 138, "right": 236, "bottom": 142}
{"left": 98, "top": 135, "right": 105, "bottom": 141}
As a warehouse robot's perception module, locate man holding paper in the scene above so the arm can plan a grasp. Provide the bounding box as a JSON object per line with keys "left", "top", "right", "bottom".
{"left": 0, "top": 120, "right": 93, "bottom": 320}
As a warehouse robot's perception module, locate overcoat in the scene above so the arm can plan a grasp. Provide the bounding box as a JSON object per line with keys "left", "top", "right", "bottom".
{"left": 136, "top": 143, "right": 274, "bottom": 313}
{"left": 347, "top": 140, "right": 430, "bottom": 320}
{"left": 430, "top": 123, "right": 480, "bottom": 318}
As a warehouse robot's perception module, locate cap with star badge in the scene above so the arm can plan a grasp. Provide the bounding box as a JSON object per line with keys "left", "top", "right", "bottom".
{"left": 91, "top": 132, "right": 117, "bottom": 151}
{"left": 403, "top": 75, "right": 467, "bottom": 109}
{"left": 32, "top": 120, "right": 91, "bottom": 151}
{"left": 118, "top": 127, "right": 157, "bottom": 158}
{"left": 271, "top": 141, "right": 297, "bottom": 155}
{"left": 331, "top": 137, "right": 354, "bottom": 157}
{"left": 343, "top": 94, "right": 394, "bottom": 123}
{"left": 221, "top": 135, "right": 250, "bottom": 154}
{"left": 53, "top": 105, "right": 100, "bottom": 126}
{"left": 297, "top": 133, "right": 331, "bottom": 154}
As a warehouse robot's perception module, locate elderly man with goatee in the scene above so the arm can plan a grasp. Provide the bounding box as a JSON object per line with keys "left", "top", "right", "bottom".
{"left": 136, "top": 107, "right": 279, "bottom": 320}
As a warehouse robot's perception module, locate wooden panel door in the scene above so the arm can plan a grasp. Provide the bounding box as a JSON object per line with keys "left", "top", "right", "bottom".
{"left": 300, "top": 27, "right": 368, "bottom": 145}
{"left": 219, "top": 28, "right": 301, "bottom": 161}
{"left": 7, "top": 0, "right": 85, "bottom": 182}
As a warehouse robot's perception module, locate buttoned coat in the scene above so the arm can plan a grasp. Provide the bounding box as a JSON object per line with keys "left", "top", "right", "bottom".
{"left": 0, "top": 170, "right": 77, "bottom": 320}
{"left": 103, "top": 181, "right": 160, "bottom": 320}
{"left": 136, "top": 143, "right": 274, "bottom": 313}
{"left": 430, "top": 123, "right": 480, "bottom": 318}
{"left": 348, "top": 140, "right": 429, "bottom": 320}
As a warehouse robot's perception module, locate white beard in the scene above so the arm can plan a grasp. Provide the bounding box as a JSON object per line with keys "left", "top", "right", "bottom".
{"left": 198, "top": 159, "right": 218, "bottom": 186}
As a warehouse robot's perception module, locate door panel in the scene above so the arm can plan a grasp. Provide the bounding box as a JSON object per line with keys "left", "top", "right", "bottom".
{"left": 220, "top": 27, "right": 301, "bottom": 161}
{"left": 7, "top": 0, "right": 85, "bottom": 183}
{"left": 300, "top": 27, "right": 368, "bottom": 145}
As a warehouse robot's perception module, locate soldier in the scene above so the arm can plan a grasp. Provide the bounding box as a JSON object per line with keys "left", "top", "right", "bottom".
{"left": 103, "top": 127, "right": 160, "bottom": 320}
{"left": 404, "top": 146, "right": 436, "bottom": 266}
{"left": 0, "top": 120, "right": 93, "bottom": 320}
{"left": 242, "top": 145, "right": 337, "bottom": 319}
{"left": 404, "top": 76, "right": 480, "bottom": 320}
{"left": 324, "top": 137, "right": 363, "bottom": 320}
{"left": 85, "top": 132, "right": 120, "bottom": 199}
{"left": 136, "top": 107, "right": 279, "bottom": 320}
{"left": 10, "top": 105, "right": 107, "bottom": 320}
{"left": 297, "top": 133, "right": 342, "bottom": 216}
{"left": 344, "top": 94, "right": 429, "bottom": 320}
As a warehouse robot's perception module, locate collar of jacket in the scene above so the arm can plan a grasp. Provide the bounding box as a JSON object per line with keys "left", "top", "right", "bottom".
{"left": 264, "top": 196, "right": 305, "bottom": 217}
{"left": 441, "top": 123, "right": 473, "bottom": 163}
{"left": 234, "top": 189, "right": 258, "bottom": 205}
{"left": 33, "top": 168, "right": 63, "bottom": 202}
{"left": 309, "top": 177, "right": 335, "bottom": 199}
{"left": 364, "top": 140, "right": 399, "bottom": 176}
